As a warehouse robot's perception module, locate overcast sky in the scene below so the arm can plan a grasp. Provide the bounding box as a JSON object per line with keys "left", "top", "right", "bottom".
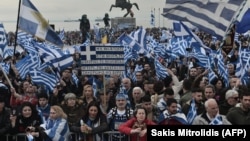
{"left": 0, "top": 0, "right": 172, "bottom": 31}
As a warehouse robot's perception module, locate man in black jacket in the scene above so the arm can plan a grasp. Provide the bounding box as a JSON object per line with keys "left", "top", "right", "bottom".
{"left": 0, "top": 96, "right": 11, "bottom": 140}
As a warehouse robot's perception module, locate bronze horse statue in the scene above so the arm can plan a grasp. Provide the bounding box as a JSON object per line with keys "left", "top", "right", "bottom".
{"left": 109, "top": 0, "right": 139, "bottom": 17}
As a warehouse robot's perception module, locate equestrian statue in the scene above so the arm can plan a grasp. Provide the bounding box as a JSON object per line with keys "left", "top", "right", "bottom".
{"left": 109, "top": 0, "right": 139, "bottom": 17}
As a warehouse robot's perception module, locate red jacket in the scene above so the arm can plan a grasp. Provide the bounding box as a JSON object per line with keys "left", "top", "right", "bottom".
{"left": 118, "top": 117, "right": 156, "bottom": 141}
{"left": 10, "top": 95, "right": 38, "bottom": 107}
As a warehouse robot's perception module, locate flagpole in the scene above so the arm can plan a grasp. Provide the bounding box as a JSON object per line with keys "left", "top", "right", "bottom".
{"left": 13, "top": 0, "right": 22, "bottom": 61}
{"left": 0, "top": 64, "right": 13, "bottom": 88}
{"left": 219, "top": 0, "right": 247, "bottom": 49}
{"left": 103, "top": 74, "right": 106, "bottom": 108}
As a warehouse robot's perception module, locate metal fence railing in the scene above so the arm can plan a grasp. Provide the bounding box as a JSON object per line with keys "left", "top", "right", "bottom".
{"left": 5, "top": 131, "right": 131, "bottom": 141}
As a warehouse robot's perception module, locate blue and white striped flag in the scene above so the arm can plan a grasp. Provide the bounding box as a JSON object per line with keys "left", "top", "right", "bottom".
{"left": 158, "top": 110, "right": 188, "bottom": 125}
{"left": 217, "top": 49, "right": 229, "bottom": 87}
{"left": 0, "top": 62, "right": 10, "bottom": 75}
{"left": 129, "top": 27, "right": 147, "bottom": 52}
{"left": 72, "top": 72, "right": 79, "bottom": 87}
{"left": 209, "top": 115, "right": 223, "bottom": 125}
{"left": 154, "top": 58, "right": 169, "bottom": 80}
{"left": 92, "top": 77, "right": 97, "bottom": 98}
{"left": 3, "top": 48, "right": 14, "bottom": 60}
{"left": 15, "top": 53, "right": 41, "bottom": 80}
{"left": 118, "top": 33, "right": 151, "bottom": 58}
{"left": 58, "top": 29, "right": 65, "bottom": 41}
{"left": 187, "top": 98, "right": 197, "bottom": 125}
{"left": 0, "top": 23, "right": 7, "bottom": 54}
{"left": 30, "top": 69, "right": 57, "bottom": 92}
{"left": 162, "top": 0, "right": 245, "bottom": 41}
{"left": 17, "top": 31, "right": 38, "bottom": 54}
{"left": 19, "top": 0, "right": 63, "bottom": 47}
{"left": 235, "top": 0, "right": 250, "bottom": 33}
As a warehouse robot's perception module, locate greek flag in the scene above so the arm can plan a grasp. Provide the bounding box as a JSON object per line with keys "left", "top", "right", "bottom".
{"left": 129, "top": 27, "right": 147, "bottom": 52}
{"left": 209, "top": 115, "right": 223, "bottom": 125}
{"left": 187, "top": 98, "right": 197, "bottom": 125}
{"left": 118, "top": 33, "right": 150, "bottom": 58}
{"left": 217, "top": 49, "right": 229, "bottom": 87}
{"left": 0, "top": 23, "right": 7, "bottom": 54}
{"left": 92, "top": 76, "right": 97, "bottom": 98}
{"left": 72, "top": 72, "right": 79, "bottom": 86}
{"left": 17, "top": 31, "right": 38, "bottom": 54}
{"left": 15, "top": 53, "right": 41, "bottom": 80}
{"left": 0, "top": 62, "right": 10, "bottom": 75}
{"left": 158, "top": 110, "right": 188, "bottom": 125}
{"left": 235, "top": 0, "right": 250, "bottom": 33}
{"left": 58, "top": 29, "right": 65, "bottom": 41}
{"left": 3, "top": 48, "right": 14, "bottom": 60}
{"left": 162, "top": 0, "right": 245, "bottom": 41}
{"left": 154, "top": 58, "right": 169, "bottom": 80}
{"left": 29, "top": 69, "right": 57, "bottom": 92}
{"left": 19, "top": 0, "right": 63, "bottom": 47}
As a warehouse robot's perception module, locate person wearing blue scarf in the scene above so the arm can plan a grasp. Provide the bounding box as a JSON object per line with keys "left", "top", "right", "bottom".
{"left": 28, "top": 105, "right": 70, "bottom": 141}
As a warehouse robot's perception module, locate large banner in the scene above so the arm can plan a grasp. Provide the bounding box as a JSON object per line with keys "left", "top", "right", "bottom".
{"left": 80, "top": 45, "right": 124, "bottom": 75}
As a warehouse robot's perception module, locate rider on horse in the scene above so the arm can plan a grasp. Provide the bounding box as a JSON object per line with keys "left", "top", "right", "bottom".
{"left": 116, "top": 0, "right": 128, "bottom": 10}
{"left": 110, "top": 0, "right": 139, "bottom": 17}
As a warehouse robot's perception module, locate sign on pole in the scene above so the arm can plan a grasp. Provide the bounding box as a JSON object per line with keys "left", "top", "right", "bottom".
{"left": 80, "top": 45, "right": 125, "bottom": 75}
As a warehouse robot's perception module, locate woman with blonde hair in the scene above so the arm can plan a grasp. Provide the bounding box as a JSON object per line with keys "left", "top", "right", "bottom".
{"left": 29, "top": 105, "right": 71, "bottom": 141}
{"left": 80, "top": 84, "right": 97, "bottom": 108}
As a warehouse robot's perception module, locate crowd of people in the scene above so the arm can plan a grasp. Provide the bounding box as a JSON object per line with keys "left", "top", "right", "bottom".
{"left": 1, "top": 18, "right": 250, "bottom": 141}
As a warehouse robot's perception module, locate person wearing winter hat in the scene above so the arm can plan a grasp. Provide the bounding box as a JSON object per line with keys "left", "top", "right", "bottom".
{"left": 107, "top": 93, "right": 133, "bottom": 141}
{"left": 62, "top": 92, "right": 85, "bottom": 137}
{"left": 64, "top": 93, "right": 76, "bottom": 101}
{"left": 116, "top": 93, "right": 127, "bottom": 100}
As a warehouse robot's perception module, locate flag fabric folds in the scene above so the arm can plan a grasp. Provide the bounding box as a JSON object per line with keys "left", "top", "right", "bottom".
{"left": 158, "top": 110, "right": 188, "bottom": 125}
{"left": 29, "top": 69, "right": 57, "bottom": 92}
{"left": 118, "top": 33, "right": 150, "bottom": 58}
{"left": 209, "top": 115, "right": 223, "bottom": 125}
{"left": 19, "top": 0, "right": 63, "bottom": 47}
{"left": 0, "top": 23, "right": 7, "bottom": 55}
{"left": 235, "top": 0, "right": 250, "bottom": 33}
{"left": 186, "top": 98, "right": 197, "bottom": 125}
{"left": 162, "top": 0, "right": 245, "bottom": 41}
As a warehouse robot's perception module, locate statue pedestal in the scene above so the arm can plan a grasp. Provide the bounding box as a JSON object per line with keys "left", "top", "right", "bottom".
{"left": 111, "top": 17, "right": 136, "bottom": 30}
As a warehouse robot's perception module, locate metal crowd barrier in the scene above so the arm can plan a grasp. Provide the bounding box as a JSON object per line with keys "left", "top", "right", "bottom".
{"left": 4, "top": 131, "right": 130, "bottom": 141}
{"left": 102, "top": 131, "right": 131, "bottom": 141}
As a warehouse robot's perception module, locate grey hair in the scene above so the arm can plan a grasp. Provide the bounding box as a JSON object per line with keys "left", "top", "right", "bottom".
{"left": 132, "top": 87, "right": 143, "bottom": 94}
{"left": 225, "top": 89, "right": 238, "bottom": 100}
{"left": 204, "top": 98, "right": 217, "bottom": 108}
